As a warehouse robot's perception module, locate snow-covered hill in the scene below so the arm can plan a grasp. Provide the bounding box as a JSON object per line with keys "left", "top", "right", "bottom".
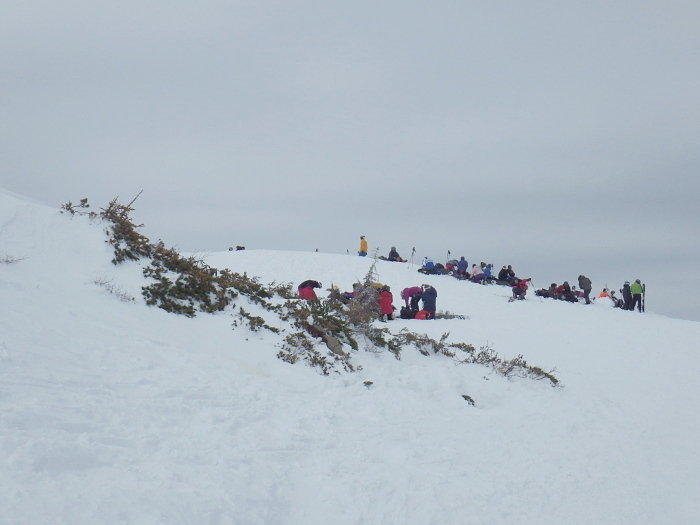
{"left": 2, "top": 189, "right": 699, "bottom": 524}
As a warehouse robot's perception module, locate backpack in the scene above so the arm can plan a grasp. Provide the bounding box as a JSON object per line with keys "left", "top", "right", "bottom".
{"left": 415, "top": 310, "right": 429, "bottom": 320}
{"left": 400, "top": 306, "right": 417, "bottom": 319}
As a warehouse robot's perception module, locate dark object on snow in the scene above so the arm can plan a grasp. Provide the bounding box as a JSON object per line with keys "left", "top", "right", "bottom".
{"left": 400, "top": 306, "right": 418, "bottom": 319}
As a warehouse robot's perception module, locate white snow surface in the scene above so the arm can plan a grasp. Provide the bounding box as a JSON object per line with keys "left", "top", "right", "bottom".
{"left": 2, "top": 188, "right": 700, "bottom": 524}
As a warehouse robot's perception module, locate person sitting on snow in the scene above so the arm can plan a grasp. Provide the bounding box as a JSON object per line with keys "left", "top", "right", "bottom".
{"left": 470, "top": 264, "right": 485, "bottom": 284}
{"left": 555, "top": 281, "right": 577, "bottom": 302}
{"left": 497, "top": 265, "right": 517, "bottom": 285}
{"left": 481, "top": 262, "right": 494, "bottom": 282}
{"left": 387, "top": 247, "right": 404, "bottom": 262}
{"left": 456, "top": 257, "right": 469, "bottom": 279}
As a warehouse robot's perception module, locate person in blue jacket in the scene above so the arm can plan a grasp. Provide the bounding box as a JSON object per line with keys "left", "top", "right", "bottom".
{"left": 420, "top": 284, "right": 437, "bottom": 319}
{"left": 457, "top": 257, "right": 468, "bottom": 279}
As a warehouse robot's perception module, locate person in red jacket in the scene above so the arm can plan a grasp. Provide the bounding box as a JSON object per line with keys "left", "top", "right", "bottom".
{"left": 298, "top": 280, "right": 322, "bottom": 300}
{"left": 511, "top": 278, "right": 529, "bottom": 300}
{"left": 379, "top": 285, "right": 395, "bottom": 321}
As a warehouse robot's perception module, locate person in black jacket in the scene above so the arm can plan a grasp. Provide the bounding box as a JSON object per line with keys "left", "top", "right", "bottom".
{"left": 497, "top": 265, "right": 516, "bottom": 285}
{"left": 620, "top": 281, "right": 633, "bottom": 310}
{"left": 388, "top": 247, "right": 404, "bottom": 262}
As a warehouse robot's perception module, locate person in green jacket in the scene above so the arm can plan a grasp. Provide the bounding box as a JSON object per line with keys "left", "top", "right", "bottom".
{"left": 630, "top": 279, "right": 644, "bottom": 312}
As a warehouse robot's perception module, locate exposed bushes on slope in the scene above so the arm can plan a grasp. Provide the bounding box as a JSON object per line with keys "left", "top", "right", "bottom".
{"left": 66, "top": 195, "right": 561, "bottom": 384}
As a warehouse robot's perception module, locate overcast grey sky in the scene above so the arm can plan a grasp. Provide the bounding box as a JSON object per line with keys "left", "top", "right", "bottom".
{"left": 2, "top": 1, "right": 699, "bottom": 321}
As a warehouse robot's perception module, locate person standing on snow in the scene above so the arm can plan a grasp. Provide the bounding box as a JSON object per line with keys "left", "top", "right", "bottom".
{"left": 420, "top": 284, "right": 438, "bottom": 319}
{"left": 578, "top": 275, "right": 592, "bottom": 305}
{"left": 630, "top": 279, "right": 644, "bottom": 312}
{"left": 401, "top": 286, "right": 423, "bottom": 311}
{"left": 358, "top": 235, "right": 368, "bottom": 257}
{"left": 379, "top": 285, "right": 395, "bottom": 321}
{"left": 621, "top": 281, "right": 633, "bottom": 310}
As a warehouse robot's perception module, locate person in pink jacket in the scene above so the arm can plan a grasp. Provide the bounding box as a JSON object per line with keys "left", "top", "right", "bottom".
{"left": 470, "top": 264, "right": 485, "bottom": 283}
{"left": 401, "top": 286, "right": 423, "bottom": 310}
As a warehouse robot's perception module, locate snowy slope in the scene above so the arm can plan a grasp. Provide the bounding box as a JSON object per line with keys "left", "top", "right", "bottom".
{"left": 1, "top": 189, "right": 699, "bottom": 525}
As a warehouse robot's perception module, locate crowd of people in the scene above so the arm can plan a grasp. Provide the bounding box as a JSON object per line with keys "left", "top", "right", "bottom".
{"left": 412, "top": 247, "right": 645, "bottom": 312}
{"left": 299, "top": 276, "right": 439, "bottom": 322}
{"left": 294, "top": 238, "right": 646, "bottom": 318}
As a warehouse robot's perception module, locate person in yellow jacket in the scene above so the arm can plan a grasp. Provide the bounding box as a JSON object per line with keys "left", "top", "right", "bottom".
{"left": 358, "top": 235, "right": 368, "bottom": 257}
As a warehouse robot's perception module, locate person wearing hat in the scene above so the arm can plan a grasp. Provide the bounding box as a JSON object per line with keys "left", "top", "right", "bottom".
{"left": 298, "top": 280, "right": 322, "bottom": 301}
{"left": 578, "top": 275, "right": 592, "bottom": 304}
{"left": 387, "top": 246, "right": 404, "bottom": 262}
{"left": 358, "top": 236, "right": 368, "bottom": 257}
{"left": 497, "top": 265, "right": 517, "bottom": 285}
{"left": 630, "top": 279, "right": 644, "bottom": 312}
{"left": 621, "top": 281, "right": 633, "bottom": 310}
{"left": 379, "top": 285, "right": 395, "bottom": 321}
{"left": 420, "top": 284, "right": 438, "bottom": 319}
